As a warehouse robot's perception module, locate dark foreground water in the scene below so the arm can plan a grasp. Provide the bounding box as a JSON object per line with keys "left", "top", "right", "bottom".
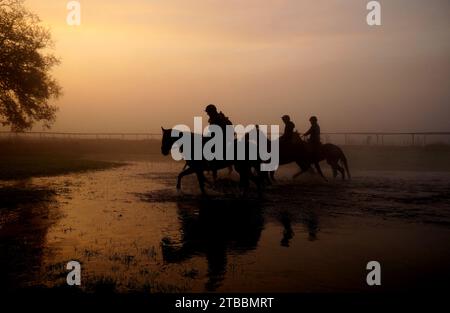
{"left": 1, "top": 159, "right": 449, "bottom": 293}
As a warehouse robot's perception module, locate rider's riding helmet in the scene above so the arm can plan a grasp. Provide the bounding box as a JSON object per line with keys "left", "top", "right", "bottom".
{"left": 205, "top": 104, "right": 218, "bottom": 114}
{"left": 309, "top": 116, "right": 318, "bottom": 123}
{"left": 282, "top": 115, "right": 291, "bottom": 122}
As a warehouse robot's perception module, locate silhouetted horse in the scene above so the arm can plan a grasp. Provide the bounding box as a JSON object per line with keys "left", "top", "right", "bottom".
{"left": 254, "top": 130, "right": 327, "bottom": 181}
{"left": 311, "top": 142, "right": 351, "bottom": 180}
{"left": 269, "top": 133, "right": 350, "bottom": 181}
{"left": 275, "top": 134, "right": 326, "bottom": 180}
{"left": 161, "top": 128, "right": 263, "bottom": 194}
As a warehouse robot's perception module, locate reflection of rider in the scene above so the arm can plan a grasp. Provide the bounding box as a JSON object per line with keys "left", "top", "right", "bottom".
{"left": 280, "top": 212, "right": 294, "bottom": 247}
{"left": 161, "top": 201, "right": 264, "bottom": 291}
{"left": 281, "top": 115, "right": 295, "bottom": 143}
{"left": 303, "top": 116, "right": 321, "bottom": 161}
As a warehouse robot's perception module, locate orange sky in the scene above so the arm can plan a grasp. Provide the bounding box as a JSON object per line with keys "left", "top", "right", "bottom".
{"left": 21, "top": 0, "right": 450, "bottom": 132}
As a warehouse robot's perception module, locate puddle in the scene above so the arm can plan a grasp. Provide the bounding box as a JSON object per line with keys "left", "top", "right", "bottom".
{"left": 1, "top": 160, "right": 449, "bottom": 292}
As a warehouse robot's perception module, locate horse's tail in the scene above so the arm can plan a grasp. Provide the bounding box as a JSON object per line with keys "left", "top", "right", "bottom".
{"left": 340, "top": 151, "right": 351, "bottom": 180}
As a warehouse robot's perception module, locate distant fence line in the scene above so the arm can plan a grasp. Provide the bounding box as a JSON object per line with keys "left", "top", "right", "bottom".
{"left": 0, "top": 131, "right": 161, "bottom": 140}
{"left": 1, "top": 131, "right": 450, "bottom": 146}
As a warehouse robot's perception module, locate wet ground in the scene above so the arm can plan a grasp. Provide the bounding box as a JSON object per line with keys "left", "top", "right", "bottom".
{"left": 1, "top": 158, "right": 449, "bottom": 293}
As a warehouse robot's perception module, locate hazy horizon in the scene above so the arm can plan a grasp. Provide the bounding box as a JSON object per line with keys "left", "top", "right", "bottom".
{"left": 6, "top": 0, "right": 449, "bottom": 133}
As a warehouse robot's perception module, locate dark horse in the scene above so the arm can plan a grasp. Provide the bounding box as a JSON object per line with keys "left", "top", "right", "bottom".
{"left": 270, "top": 134, "right": 351, "bottom": 181}
{"left": 161, "top": 128, "right": 263, "bottom": 194}
{"left": 310, "top": 142, "right": 351, "bottom": 180}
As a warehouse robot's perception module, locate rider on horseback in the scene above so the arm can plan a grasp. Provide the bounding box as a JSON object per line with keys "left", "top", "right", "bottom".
{"left": 205, "top": 104, "right": 233, "bottom": 177}
{"left": 281, "top": 115, "right": 295, "bottom": 142}
{"left": 205, "top": 104, "right": 233, "bottom": 130}
{"left": 303, "top": 116, "right": 321, "bottom": 162}
{"left": 280, "top": 115, "right": 298, "bottom": 146}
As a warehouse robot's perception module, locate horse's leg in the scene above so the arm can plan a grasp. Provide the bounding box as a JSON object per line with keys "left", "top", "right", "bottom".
{"left": 237, "top": 167, "right": 250, "bottom": 197}
{"left": 341, "top": 154, "right": 351, "bottom": 180}
{"left": 270, "top": 171, "right": 276, "bottom": 182}
{"left": 177, "top": 167, "right": 196, "bottom": 190}
{"left": 327, "top": 160, "right": 338, "bottom": 179}
{"left": 263, "top": 171, "right": 272, "bottom": 185}
{"left": 293, "top": 161, "right": 310, "bottom": 179}
{"left": 336, "top": 164, "right": 346, "bottom": 180}
{"left": 328, "top": 157, "right": 345, "bottom": 180}
{"left": 249, "top": 167, "right": 263, "bottom": 194}
{"left": 255, "top": 167, "right": 269, "bottom": 186}
{"left": 314, "top": 162, "right": 328, "bottom": 182}
{"left": 332, "top": 166, "right": 338, "bottom": 179}
{"left": 196, "top": 170, "right": 207, "bottom": 195}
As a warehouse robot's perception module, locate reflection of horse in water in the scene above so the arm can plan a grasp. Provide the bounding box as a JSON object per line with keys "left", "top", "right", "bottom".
{"left": 160, "top": 199, "right": 264, "bottom": 291}
{"left": 160, "top": 197, "right": 321, "bottom": 291}
{"left": 276, "top": 208, "right": 319, "bottom": 245}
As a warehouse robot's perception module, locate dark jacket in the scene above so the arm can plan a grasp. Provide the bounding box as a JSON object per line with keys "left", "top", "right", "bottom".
{"left": 304, "top": 123, "right": 321, "bottom": 144}
{"left": 283, "top": 121, "right": 295, "bottom": 138}
{"left": 208, "top": 112, "right": 232, "bottom": 130}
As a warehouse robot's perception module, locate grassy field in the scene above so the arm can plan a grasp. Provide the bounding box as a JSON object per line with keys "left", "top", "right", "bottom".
{"left": 0, "top": 154, "right": 123, "bottom": 180}
{"left": 0, "top": 138, "right": 128, "bottom": 180}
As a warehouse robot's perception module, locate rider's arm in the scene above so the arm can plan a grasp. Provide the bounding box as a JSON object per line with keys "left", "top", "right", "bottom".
{"left": 303, "top": 127, "right": 312, "bottom": 136}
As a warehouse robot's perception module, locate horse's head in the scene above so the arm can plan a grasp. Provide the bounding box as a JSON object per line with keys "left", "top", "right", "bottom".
{"left": 161, "top": 127, "right": 175, "bottom": 156}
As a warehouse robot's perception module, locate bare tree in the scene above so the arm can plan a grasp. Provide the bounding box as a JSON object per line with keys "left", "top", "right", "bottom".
{"left": 0, "top": 0, "right": 61, "bottom": 131}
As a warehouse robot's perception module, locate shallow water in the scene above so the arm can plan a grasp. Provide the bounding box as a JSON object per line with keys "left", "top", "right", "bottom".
{"left": 1, "top": 159, "right": 449, "bottom": 292}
